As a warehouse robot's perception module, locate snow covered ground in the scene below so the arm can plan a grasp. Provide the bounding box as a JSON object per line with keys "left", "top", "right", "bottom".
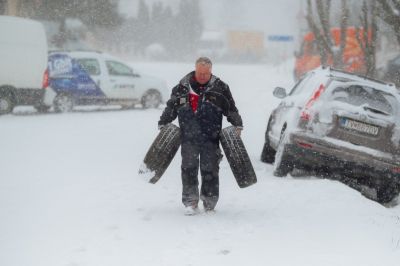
{"left": 1, "top": 60, "right": 400, "bottom": 266}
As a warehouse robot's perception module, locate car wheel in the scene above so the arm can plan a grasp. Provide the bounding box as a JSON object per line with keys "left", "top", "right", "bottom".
{"left": 34, "top": 104, "right": 50, "bottom": 113}
{"left": 273, "top": 128, "right": 294, "bottom": 177}
{"left": 260, "top": 117, "right": 276, "bottom": 164}
{"left": 0, "top": 91, "right": 15, "bottom": 115}
{"left": 142, "top": 90, "right": 161, "bottom": 109}
{"left": 375, "top": 180, "right": 399, "bottom": 204}
{"left": 54, "top": 94, "right": 74, "bottom": 113}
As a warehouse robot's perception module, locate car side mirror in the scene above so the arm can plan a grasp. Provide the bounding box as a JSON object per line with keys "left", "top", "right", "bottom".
{"left": 273, "top": 87, "right": 287, "bottom": 99}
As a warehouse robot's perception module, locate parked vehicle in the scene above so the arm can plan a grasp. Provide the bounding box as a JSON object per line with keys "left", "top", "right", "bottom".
{"left": 294, "top": 27, "right": 367, "bottom": 81}
{"left": 261, "top": 66, "right": 400, "bottom": 203}
{"left": 382, "top": 54, "right": 400, "bottom": 88}
{"left": 0, "top": 16, "right": 48, "bottom": 114}
{"left": 44, "top": 51, "right": 168, "bottom": 112}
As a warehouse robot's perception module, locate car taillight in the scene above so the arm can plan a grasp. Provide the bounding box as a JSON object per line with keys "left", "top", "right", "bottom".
{"left": 297, "top": 141, "right": 313, "bottom": 149}
{"left": 392, "top": 167, "right": 400, "bottom": 174}
{"left": 42, "top": 68, "right": 49, "bottom": 89}
{"left": 301, "top": 83, "right": 325, "bottom": 121}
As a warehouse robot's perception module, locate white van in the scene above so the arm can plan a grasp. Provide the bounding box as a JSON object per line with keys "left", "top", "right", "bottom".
{"left": 45, "top": 51, "right": 168, "bottom": 112}
{"left": 0, "top": 16, "right": 48, "bottom": 114}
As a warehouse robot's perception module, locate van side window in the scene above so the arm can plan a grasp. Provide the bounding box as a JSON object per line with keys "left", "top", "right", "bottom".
{"left": 106, "top": 61, "right": 133, "bottom": 76}
{"left": 76, "top": 58, "right": 100, "bottom": 76}
{"left": 76, "top": 59, "right": 101, "bottom": 76}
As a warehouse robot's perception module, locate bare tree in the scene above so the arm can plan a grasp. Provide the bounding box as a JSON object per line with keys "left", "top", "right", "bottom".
{"left": 356, "top": 1, "right": 378, "bottom": 78}
{"left": 376, "top": 0, "right": 400, "bottom": 45}
{"left": 306, "top": 0, "right": 349, "bottom": 69}
{"left": 0, "top": 0, "right": 6, "bottom": 15}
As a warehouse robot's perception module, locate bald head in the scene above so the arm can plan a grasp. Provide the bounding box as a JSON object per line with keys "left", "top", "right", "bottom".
{"left": 195, "top": 57, "right": 212, "bottom": 85}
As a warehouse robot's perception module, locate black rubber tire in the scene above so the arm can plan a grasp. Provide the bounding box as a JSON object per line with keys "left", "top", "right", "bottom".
{"left": 141, "top": 90, "right": 161, "bottom": 109}
{"left": 260, "top": 117, "right": 276, "bottom": 164}
{"left": 375, "top": 180, "right": 399, "bottom": 204}
{"left": 220, "top": 126, "right": 257, "bottom": 188}
{"left": 273, "top": 129, "right": 294, "bottom": 177}
{"left": 54, "top": 94, "right": 74, "bottom": 113}
{"left": 141, "top": 123, "right": 181, "bottom": 183}
{"left": 0, "top": 91, "right": 15, "bottom": 115}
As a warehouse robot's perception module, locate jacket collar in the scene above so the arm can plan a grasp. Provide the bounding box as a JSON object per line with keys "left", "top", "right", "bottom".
{"left": 180, "top": 71, "right": 218, "bottom": 89}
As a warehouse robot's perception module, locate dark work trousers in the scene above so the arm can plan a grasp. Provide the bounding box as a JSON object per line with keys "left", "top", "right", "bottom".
{"left": 181, "top": 140, "right": 222, "bottom": 209}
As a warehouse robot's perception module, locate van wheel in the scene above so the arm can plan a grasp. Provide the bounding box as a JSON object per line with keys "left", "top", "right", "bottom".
{"left": 54, "top": 94, "right": 74, "bottom": 113}
{"left": 0, "top": 92, "right": 15, "bottom": 115}
{"left": 142, "top": 90, "right": 161, "bottom": 109}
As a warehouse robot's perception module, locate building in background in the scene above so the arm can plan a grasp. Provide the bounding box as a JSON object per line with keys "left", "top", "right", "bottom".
{"left": 0, "top": 0, "right": 19, "bottom": 16}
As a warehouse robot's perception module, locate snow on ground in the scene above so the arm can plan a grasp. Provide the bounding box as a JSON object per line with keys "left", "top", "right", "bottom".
{"left": 1, "top": 60, "right": 400, "bottom": 266}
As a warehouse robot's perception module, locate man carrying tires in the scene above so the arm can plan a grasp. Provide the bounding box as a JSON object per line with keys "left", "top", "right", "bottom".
{"left": 158, "top": 57, "right": 243, "bottom": 215}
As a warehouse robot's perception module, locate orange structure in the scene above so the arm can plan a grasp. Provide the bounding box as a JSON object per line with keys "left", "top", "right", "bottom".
{"left": 294, "top": 27, "right": 368, "bottom": 80}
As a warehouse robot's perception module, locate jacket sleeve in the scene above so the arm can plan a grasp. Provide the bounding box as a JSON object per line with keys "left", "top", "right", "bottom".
{"left": 158, "top": 84, "right": 181, "bottom": 127}
{"left": 223, "top": 84, "right": 243, "bottom": 128}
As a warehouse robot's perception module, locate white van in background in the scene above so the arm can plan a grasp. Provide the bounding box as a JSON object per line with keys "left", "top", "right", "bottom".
{"left": 0, "top": 15, "right": 48, "bottom": 114}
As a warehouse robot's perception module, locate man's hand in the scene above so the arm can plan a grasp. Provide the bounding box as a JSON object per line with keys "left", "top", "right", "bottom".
{"left": 235, "top": 127, "right": 243, "bottom": 137}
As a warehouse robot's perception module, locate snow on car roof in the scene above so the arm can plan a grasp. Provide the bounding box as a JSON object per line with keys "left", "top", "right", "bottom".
{"left": 310, "top": 66, "right": 398, "bottom": 95}
{"left": 48, "top": 50, "right": 122, "bottom": 61}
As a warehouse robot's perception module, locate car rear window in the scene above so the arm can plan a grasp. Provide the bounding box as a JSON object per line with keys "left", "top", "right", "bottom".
{"left": 331, "top": 85, "right": 397, "bottom": 115}
{"left": 76, "top": 58, "right": 101, "bottom": 76}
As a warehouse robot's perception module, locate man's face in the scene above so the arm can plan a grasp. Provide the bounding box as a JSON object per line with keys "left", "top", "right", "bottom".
{"left": 195, "top": 63, "right": 212, "bottom": 85}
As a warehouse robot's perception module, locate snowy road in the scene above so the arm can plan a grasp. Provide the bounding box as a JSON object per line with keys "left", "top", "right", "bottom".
{"left": 1, "top": 61, "right": 400, "bottom": 266}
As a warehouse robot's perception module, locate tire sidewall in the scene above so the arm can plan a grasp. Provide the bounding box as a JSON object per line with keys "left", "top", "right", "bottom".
{"left": 273, "top": 128, "right": 294, "bottom": 177}
{"left": 142, "top": 90, "right": 161, "bottom": 109}
{"left": 261, "top": 116, "right": 276, "bottom": 163}
{"left": 0, "top": 92, "right": 15, "bottom": 115}
{"left": 54, "top": 94, "right": 74, "bottom": 113}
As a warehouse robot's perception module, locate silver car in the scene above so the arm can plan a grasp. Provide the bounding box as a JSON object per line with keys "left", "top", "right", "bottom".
{"left": 261, "top": 67, "right": 400, "bottom": 203}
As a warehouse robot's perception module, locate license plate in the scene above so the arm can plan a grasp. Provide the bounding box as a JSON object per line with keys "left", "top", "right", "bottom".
{"left": 339, "top": 117, "right": 379, "bottom": 136}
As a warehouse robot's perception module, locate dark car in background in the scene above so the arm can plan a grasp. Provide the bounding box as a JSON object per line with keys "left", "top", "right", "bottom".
{"left": 261, "top": 67, "right": 400, "bottom": 204}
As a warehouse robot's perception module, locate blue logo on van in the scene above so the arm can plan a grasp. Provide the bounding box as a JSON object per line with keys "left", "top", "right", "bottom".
{"left": 48, "top": 53, "right": 105, "bottom": 99}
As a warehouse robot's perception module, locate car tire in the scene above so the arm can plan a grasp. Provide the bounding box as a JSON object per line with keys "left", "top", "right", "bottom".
{"left": 142, "top": 123, "right": 181, "bottom": 184}
{"left": 273, "top": 128, "right": 294, "bottom": 177}
{"left": 54, "top": 94, "right": 74, "bottom": 113}
{"left": 141, "top": 90, "right": 161, "bottom": 109}
{"left": 260, "top": 117, "right": 276, "bottom": 164}
{"left": 220, "top": 126, "right": 257, "bottom": 188}
{"left": 0, "top": 91, "right": 15, "bottom": 115}
{"left": 375, "top": 180, "right": 399, "bottom": 204}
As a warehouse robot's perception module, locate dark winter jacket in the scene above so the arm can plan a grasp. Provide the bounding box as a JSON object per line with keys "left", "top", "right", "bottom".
{"left": 158, "top": 71, "right": 243, "bottom": 143}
